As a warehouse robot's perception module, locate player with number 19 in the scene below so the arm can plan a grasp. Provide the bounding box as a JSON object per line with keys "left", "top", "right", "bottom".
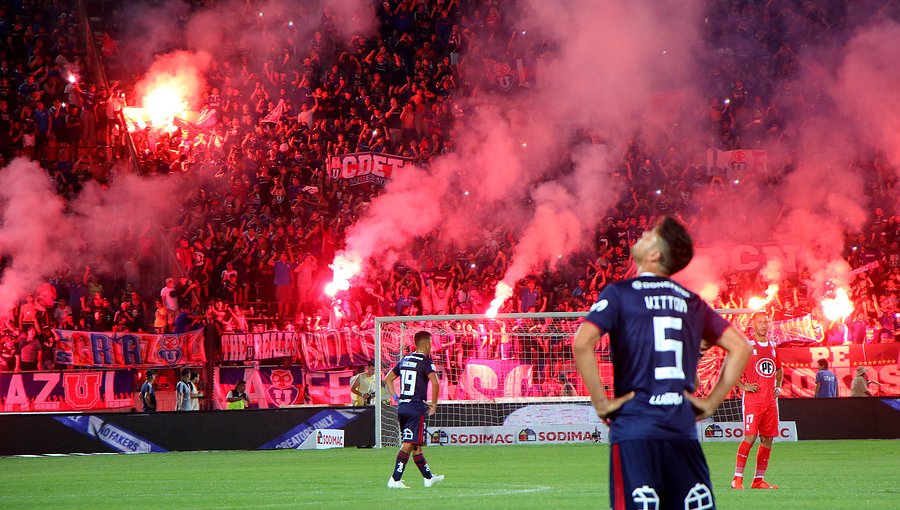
{"left": 574, "top": 216, "right": 751, "bottom": 510}
{"left": 383, "top": 331, "right": 444, "bottom": 489}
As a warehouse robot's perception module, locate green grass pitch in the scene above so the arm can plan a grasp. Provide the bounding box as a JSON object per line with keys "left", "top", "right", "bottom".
{"left": 1, "top": 440, "right": 897, "bottom": 509}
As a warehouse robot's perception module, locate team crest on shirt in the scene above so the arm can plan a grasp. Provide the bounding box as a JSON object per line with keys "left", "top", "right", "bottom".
{"left": 590, "top": 299, "right": 608, "bottom": 312}
{"left": 632, "top": 281, "right": 643, "bottom": 290}
{"left": 755, "top": 358, "right": 776, "bottom": 377}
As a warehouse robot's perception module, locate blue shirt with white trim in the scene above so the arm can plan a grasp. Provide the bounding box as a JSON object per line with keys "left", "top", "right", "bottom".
{"left": 585, "top": 275, "right": 730, "bottom": 443}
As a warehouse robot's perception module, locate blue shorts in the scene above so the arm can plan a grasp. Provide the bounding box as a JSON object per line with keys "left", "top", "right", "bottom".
{"left": 610, "top": 439, "right": 715, "bottom": 510}
{"left": 398, "top": 405, "right": 427, "bottom": 445}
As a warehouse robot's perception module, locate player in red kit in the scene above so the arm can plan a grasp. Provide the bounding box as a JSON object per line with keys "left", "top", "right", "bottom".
{"left": 732, "top": 311, "right": 783, "bottom": 489}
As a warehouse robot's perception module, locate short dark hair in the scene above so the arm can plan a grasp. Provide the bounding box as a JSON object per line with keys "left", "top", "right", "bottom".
{"left": 817, "top": 358, "right": 828, "bottom": 369}
{"left": 181, "top": 368, "right": 192, "bottom": 377}
{"left": 413, "top": 330, "right": 432, "bottom": 347}
{"left": 655, "top": 216, "right": 693, "bottom": 275}
{"left": 145, "top": 369, "right": 156, "bottom": 378}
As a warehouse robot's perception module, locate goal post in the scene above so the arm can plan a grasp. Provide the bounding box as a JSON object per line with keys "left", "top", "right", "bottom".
{"left": 375, "top": 310, "right": 755, "bottom": 449}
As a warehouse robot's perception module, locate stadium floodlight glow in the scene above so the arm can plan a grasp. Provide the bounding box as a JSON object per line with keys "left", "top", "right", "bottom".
{"left": 68, "top": 75, "right": 77, "bottom": 83}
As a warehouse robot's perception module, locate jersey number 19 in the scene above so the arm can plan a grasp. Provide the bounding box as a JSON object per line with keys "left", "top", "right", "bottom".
{"left": 400, "top": 370, "right": 417, "bottom": 397}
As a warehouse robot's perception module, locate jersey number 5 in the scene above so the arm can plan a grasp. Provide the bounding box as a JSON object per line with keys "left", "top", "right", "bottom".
{"left": 653, "top": 316, "right": 685, "bottom": 380}
{"left": 401, "top": 370, "right": 417, "bottom": 396}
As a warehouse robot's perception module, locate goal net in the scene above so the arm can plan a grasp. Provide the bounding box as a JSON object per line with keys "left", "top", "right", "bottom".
{"left": 375, "top": 310, "right": 754, "bottom": 448}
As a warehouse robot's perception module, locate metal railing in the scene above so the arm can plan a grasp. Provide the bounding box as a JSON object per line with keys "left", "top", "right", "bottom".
{"left": 75, "top": 0, "right": 140, "bottom": 175}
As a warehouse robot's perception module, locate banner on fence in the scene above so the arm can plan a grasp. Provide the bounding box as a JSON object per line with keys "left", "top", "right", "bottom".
{"left": 305, "top": 369, "right": 355, "bottom": 405}
{"left": 300, "top": 329, "right": 375, "bottom": 371}
{"left": 221, "top": 329, "right": 374, "bottom": 369}
{"left": 0, "top": 370, "right": 135, "bottom": 412}
{"left": 221, "top": 331, "right": 299, "bottom": 362}
{"left": 214, "top": 366, "right": 304, "bottom": 409}
{"left": 54, "top": 329, "right": 206, "bottom": 368}
{"left": 329, "top": 152, "right": 412, "bottom": 186}
{"left": 691, "top": 243, "right": 804, "bottom": 274}
{"left": 780, "top": 343, "right": 899, "bottom": 397}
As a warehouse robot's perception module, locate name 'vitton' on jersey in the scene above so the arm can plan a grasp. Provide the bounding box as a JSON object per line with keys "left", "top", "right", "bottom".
{"left": 585, "top": 275, "right": 731, "bottom": 443}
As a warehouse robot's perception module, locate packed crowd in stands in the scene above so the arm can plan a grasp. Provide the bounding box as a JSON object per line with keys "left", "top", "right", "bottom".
{"left": 0, "top": 0, "right": 898, "bottom": 374}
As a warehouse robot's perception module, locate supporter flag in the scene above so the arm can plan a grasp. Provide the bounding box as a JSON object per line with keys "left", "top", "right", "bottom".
{"left": 306, "top": 369, "right": 354, "bottom": 405}
{"left": 706, "top": 149, "right": 768, "bottom": 176}
{"left": 261, "top": 99, "right": 285, "bottom": 124}
{"left": 195, "top": 107, "right": 217, "bottom": 129}
{"left": 214, "top": 366, "right": 304, "bottom": 409}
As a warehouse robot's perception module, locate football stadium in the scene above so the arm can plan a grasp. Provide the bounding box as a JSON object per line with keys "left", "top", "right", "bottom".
{"left": 0, "top": 1, "right": 898, "bottom": 509}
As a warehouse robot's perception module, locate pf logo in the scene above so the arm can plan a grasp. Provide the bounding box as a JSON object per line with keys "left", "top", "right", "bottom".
{"left": 157, "top": 335, "right": 184, "bottom": 364}
{"left": 267, "top": 369, "right": 299, "bottom": 406}
{"left": 756, "top": 358, "right": 776, "bottom": 377}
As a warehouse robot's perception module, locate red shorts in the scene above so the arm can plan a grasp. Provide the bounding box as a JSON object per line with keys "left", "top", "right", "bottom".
{"left": 743, "top": 404, "right": 779, "bottom": 437}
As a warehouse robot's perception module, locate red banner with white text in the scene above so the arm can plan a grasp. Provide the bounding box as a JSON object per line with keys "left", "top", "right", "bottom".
{"left": 779, "top": 344, "right": 899, "bottom": 397}
{"left": 300, "top": 329, "right": 375, "bottom": 371}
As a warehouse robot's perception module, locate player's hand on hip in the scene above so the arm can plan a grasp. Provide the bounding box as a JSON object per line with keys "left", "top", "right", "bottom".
{"left": 593, "top": 391, "right": 635, "bottom": 419}
{"left": 683, "top": 391, "right": 718, "bottom": 420}
{"left": 427, "top": 402, "right": 437, "bottom": 416}
{"left": 744, "top": 383, "right": 760, "bottom": 392}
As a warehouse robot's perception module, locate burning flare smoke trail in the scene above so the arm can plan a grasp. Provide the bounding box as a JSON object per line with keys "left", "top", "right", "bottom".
{"left": 821, "top": 287, "right": 854, "bottom": 322}
{"left": 325, "top": 253, "right": 363, "bottom": 297}
{"left": 748, "top": 284, "right": 780, "bottom": 310}
{"left": 486, "top": 282, "right": 513, "bottom": 318}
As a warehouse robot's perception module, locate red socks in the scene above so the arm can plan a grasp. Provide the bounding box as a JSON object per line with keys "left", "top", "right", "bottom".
{"left": 754, "top": 445, "right": 771, "bottom": 480}
{"left": 734, "top": 440, "right": 752, "bottom": 478}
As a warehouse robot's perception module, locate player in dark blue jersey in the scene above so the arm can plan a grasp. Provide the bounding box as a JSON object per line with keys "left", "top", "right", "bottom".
{"left": 574, "top": 216, "right": 751, "bottom": 510}
{"left": 383, "top": 331, "right": 444, "bottom": 489}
